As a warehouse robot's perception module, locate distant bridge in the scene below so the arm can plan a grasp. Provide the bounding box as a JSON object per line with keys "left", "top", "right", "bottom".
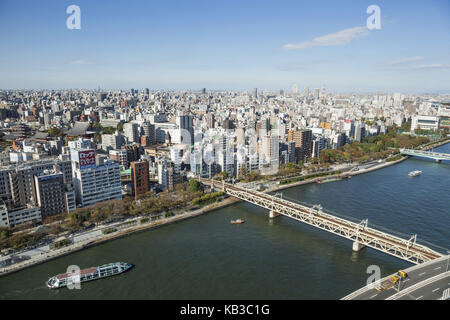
{"left": 399, "top": 149, "right": 450, "bottom": 162}
{"left": 200, "top": 178, "right": 444, "bottom": 265}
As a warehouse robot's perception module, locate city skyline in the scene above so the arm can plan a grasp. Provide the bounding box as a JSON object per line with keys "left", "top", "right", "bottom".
{"left": 0, "top": 0, "right": 449, "bottom": 92}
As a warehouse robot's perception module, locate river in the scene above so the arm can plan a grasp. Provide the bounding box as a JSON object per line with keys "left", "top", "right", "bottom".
{"left": 0, "top": 143, "right": 448, "bottom": 300}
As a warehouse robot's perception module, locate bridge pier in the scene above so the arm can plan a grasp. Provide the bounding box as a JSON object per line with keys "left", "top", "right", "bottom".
{"left": 352, "top": 241, "right": 365, "bottom": 252}
{"left": 269, "top": 210, "right": 280, "bottom": 219}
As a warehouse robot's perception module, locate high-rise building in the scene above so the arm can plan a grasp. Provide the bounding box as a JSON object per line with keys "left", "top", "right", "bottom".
{"left": 157, "top": 160, "right": 180, "bottom": 191}
{"left": 222, "top": 119, "right": 235, "bottom": 130}
{"left": 262, "top": 134, "right": 279, "bottom": 170}
{"left": 312, "top": 136, "right": 327, "bottom": 158}
{"left": 288, "top": 129, "right": 312, "bottom": 163}
{"left": 292, "top": 84, "right": 299, "bottom": 96}
{"left": 122, "top": 144, "right": 141, "bottom": 166}
{"left": 176, "top": 113, "right": 194, "bottom": 145}
{"left": 109, "top": 150, "right": 128, "bottom": 167}
{"left": 253, "top": 88, "right": 258, "bottom": 99}
{"left": 302, "top": 87, "right": 310, "bottom": 97}
{"left": 130, "top": 160, "right": 149, "bottom": 200}
{"left": 34, "top": 172, "right": 67, "bottom": 217}
{"left": 102, "top": 132, "right": 124, "bottom": 151}
{"left": 206, "top": 113, "right": 215, "bottom": 129}
{"left": 71, "top": 149, "right": 122, "bottom": 207}
{"left": 314, "top": 88, "right": 320, "bottom": 100}
{"left": 141, "top": 121, "right": 155, "bottom": 145}
{"left": 124, "top": 123, "right": 139, "bottom": 143}
{"left": 217, "top": 134, "right": 235, "bottom": 177}
{"left": 354, "top": 124, "right": 363, "bottom": 142}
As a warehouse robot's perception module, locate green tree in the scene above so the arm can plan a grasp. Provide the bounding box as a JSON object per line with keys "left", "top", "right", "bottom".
{"left": 48, "top": 127, "right": 64, "bottom": 137}
{"left": 189, "top": 179, "right": 202, "bottom": 193}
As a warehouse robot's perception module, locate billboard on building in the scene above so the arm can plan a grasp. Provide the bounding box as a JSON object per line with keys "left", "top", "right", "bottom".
{"left": 79, "top": 149, "right": 96, "bottom": 169}
{"left": 71, "top": 149, "right": 96, "bottom": 169}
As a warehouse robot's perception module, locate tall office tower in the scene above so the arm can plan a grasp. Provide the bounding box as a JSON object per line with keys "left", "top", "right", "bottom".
{"left": 190, "top": 143, "right": 205, "bottom": 177}
{"left": 292, "top": 84, "right": 299, "bottom": 96}
{"left": 34, "top": 172, "right": 67, "bottom": 217}
{"left": 97, "top": 92, "right": 107, "bottom": 101}
{"left": 218, "top": 134, "right": 234, "bottom": 178}
{"left": 236, "top": 127, "right": 245, "bottom": 146}
{"left": 253, "top": 88, "right": 258, "bottom": 99}
{"left": 130, "top": 160, "right": 149, "bottom": 200}
{"left": 71, "top": 149, "right": 122, "bottom": 207}
{"left": 222, "top": 119, "right": 235, "bottom": 130}
{"left": 142, "top": 121, "right": 155, "bottom": 145}
{"left": 157, "top": 160, "right": 178, "bottom": 191}
{"left": 124, "top": 122, "right": 139, "bottom": 143}
{"left": 202, "top": 88, "right": 206, "bottom": 95}
{"left": 287, "top": 141, "right": 296, "bottom": 163}
{"left": 102, "top": 132, "right": 125, "bottom": 151}
{"left": 343, "top": 119, "right": 355, "bottom": 140}
{"left": 314, "top": 88, "right": 320, "bottom": 100}
{"left": 312, "top": 136, "right": 327, "bottom": 158}
{"left": 206, "top": 113, "right": 215, "bottom": 129}
{"left": 354, "top": 124, "right": 362, "bottom": 142}
{"left": 145, "top": 88, "right": 150, "bottom": 95}
{"left": 262, "top": 134, "right": 279, "bottom": 170}
{"left": 288, "top": 129, "right": 312, "bottom": 163}
{"left": 176, "top": 112, "right": 194, "bottom": 145}
{"left": 302, "top": 87, "right": 310, "bottom": 97}
{"left": 259, "top": 117, "right": 271, "bottom": 138}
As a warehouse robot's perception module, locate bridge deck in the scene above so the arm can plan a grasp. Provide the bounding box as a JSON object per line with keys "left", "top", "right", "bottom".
{"left": 201, "top": 178, "right": 444, "bottom": 265}
{"left": 399, "top": 149, "right": 450, "bottom": 160}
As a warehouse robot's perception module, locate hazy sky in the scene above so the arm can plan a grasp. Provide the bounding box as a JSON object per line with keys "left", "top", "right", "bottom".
{"left": 0, "top": 0, "right": 449, "bottom": 92}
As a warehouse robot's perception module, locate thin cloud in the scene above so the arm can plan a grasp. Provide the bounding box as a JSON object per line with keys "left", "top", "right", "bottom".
{"left": 412, "top": 64, "right": 450, "bottom": 70}
{"left": 278, "top": 65, "right": 308, "bottom": 72}
{"left": 282, "top": 26, "right": 370, "bottom": 50}
{"left": 386, "top": 56, "right": 425, "bottom": 65}
{"left": 69, "top": 60, "right": 95, "bottom": 65}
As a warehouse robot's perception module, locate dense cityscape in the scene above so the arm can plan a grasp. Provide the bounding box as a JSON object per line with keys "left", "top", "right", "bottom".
{"left": 0, "top": 0, "right": 449, "bottom": 307}
{"left": 0, "top": 88, "right": 448, "bottom": 234}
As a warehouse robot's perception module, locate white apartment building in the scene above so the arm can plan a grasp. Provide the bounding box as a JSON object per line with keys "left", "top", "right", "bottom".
{"left": 71, "top": 149, "right": 122, "bottom": 207}
{"left": 102, "top": 132, "right": 124, "bottom": 151}
{"left": 68, "top": 138, "right": 95, "bottom": 150}
{"left": 123, "top": 123, "right": 139, "bottom": 143}
{"left": 411, "top": 115, "right": 441, "bottom": 132}
{"left": 0, "top": 203, "right": 41, "bottom": 228}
